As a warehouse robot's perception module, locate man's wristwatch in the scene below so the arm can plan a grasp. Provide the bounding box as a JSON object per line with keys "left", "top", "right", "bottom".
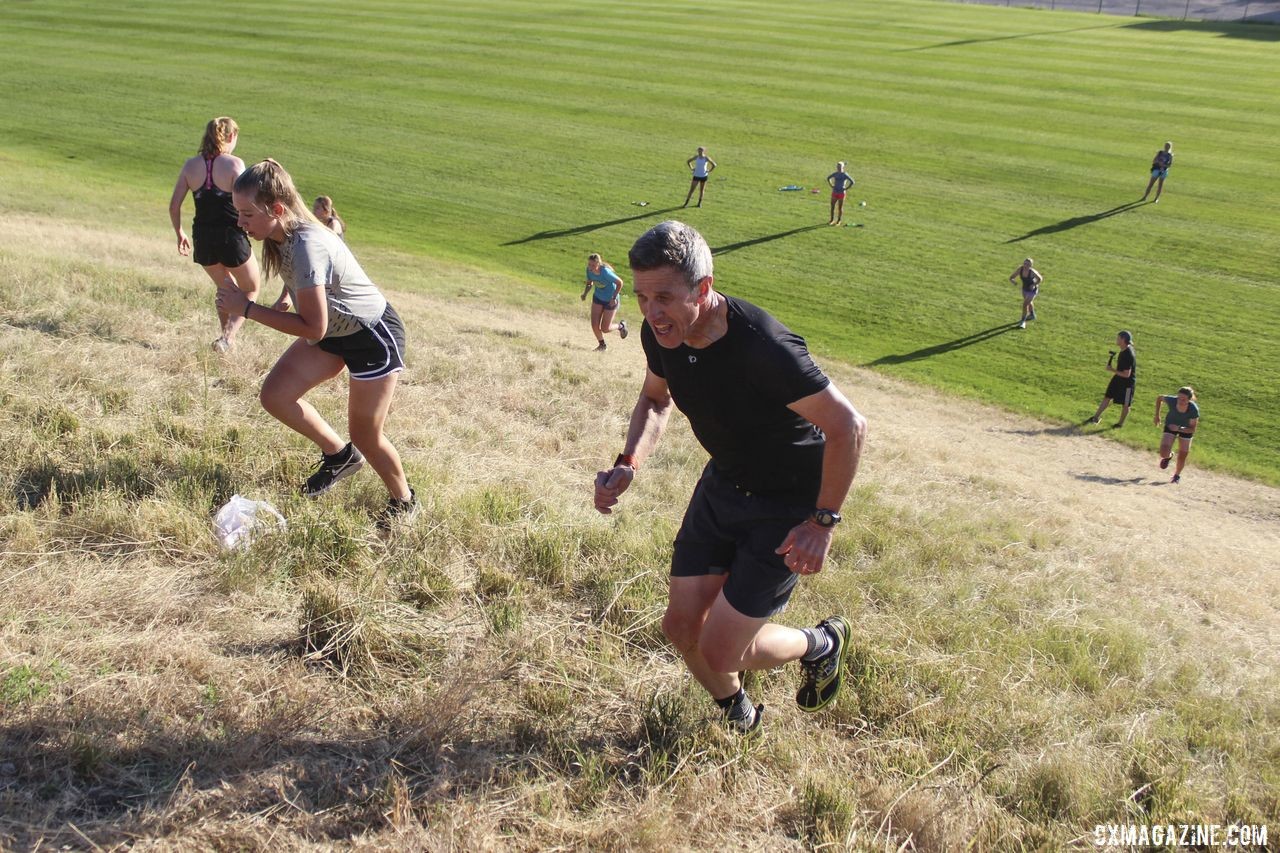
{"left": 809, "top": 508, "right": 842, "bottom": 528}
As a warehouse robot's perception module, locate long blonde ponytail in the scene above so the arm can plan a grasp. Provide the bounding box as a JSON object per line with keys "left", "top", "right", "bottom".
{"left": 198, "top": 117, "right": 238, "bottom": 158}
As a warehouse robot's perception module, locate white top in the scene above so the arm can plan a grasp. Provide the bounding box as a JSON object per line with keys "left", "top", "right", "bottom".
{"left": 280, "top": 224, "right": 386, "bottom": 341}
{"left": 692, "top": 156, "right": 711, "bottom": 178}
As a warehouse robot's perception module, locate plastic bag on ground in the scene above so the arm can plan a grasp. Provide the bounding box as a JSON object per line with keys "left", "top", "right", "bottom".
{"left": 214, "top": 494, "right": 286, "bottom": 550}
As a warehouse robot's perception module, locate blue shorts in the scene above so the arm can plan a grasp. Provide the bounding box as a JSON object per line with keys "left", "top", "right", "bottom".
{"left": 1151, "top": 168, "right": 1168, "bottom": 179}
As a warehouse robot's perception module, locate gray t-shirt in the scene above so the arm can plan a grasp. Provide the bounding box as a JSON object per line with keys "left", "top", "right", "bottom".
{"left": 280, "top": 224, "right": 386, "bottom": 341}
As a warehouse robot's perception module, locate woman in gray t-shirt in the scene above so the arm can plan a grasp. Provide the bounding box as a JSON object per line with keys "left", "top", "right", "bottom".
{"left": 1154, "top": 386, "right": 1200, "bottom": 484}
{"left": 215, "top": 159, "right": 418, "bottom": 527}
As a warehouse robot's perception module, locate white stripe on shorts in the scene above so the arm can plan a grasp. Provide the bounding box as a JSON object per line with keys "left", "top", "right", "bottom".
{"left": 349, "top": 318, "right": 403, "bottom": 380}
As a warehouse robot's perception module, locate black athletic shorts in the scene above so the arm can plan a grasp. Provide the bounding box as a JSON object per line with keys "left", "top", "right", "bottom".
{"left": 691, "top": 175, "right": 708, "bottom": 183}
{"left": 193, "top": 225, "right": 252, "bottom": 268}
{"left": 671, "top": 463, "right": 812, "bottom": 619}
{"left": 317, "top": 303, "right": 406, "bottom": 380}
{"left": 1105, "top": 376, "right": 1135, "bottom": 405}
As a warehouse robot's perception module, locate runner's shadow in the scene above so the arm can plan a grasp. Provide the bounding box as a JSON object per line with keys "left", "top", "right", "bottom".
{"left": 501, "top": 206, "right": 683, "bottom": 245}
{"left": 898, "top": 22, "right": 1120, "bottom": 52}
{"left": 1070, "top": 473, "right": 1148, "bottom": 486}
{"left": 1006, "top": 200, "right": 1147, "bottom": 243}
{"left": 710, "top": 224, "right": 827, "bottom": 256}
{"left": 863, "top": 323, "right": 1019, "bottom": 366}
{"left": 989, "top": 424, "right": 1083, "bottom": 438}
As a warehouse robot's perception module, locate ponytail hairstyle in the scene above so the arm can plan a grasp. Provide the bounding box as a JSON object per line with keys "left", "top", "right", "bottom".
{"left": 587, "top": 252, "right": 609, "bottom": 269}
{"left": 234, "top": 159, "right": 318, "bottom": 279}
{"left": 313, "top": 195, "right": 345, "bottom": 233}
{"left": 198, "top": 117, "right": 239, "bottom": 158}
{"left": 1177, "top": 386, "right": 1196, "bottom": 401}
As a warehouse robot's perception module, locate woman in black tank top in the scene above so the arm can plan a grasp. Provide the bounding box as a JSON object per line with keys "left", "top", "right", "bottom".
{"left": 1008, "top": 258, "right": 1042, "bottom": 329}
{"left": 168, "top": 117, "right": 261, "bottom": 352}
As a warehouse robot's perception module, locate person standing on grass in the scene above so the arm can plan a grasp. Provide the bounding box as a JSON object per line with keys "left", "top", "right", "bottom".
{"left": 580, "top": 253, "right": 629, "bottom": 351}
{"left": 215, "top": 159, "right": 417, "bottom": 529}
{"left": 169, "top": 116, "right": 261, "bottom": 353}
{"left": 312, "top": 196, "right": 345, "bottom": 239}
{"left": 1155, "top": 387, "right": 1200, "bottom": 484}
{"left": 827, "top": 161, "right": 855, "bottom": 225}
{"left": 683, "top": 147, "right": 717, "bottom": 208}
{"left": 1009, "top": 258, "right": 1043, "bottom": 329}
{"left": 1142, "top": 141, "right": 1174, "bottom": 203}
{"left": 1089, "top": 330, "right": 1137, "bottom": 427}
{"left": 593, "top": 220, "right": 868, "bottom": 734}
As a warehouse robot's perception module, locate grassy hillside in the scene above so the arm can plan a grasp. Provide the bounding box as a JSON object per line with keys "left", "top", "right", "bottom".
{"left": 2, "top": 202, "right": 1278, "bottom": 848}
{"left": 0, "top": 0, "right": 1277, "bottom": 481}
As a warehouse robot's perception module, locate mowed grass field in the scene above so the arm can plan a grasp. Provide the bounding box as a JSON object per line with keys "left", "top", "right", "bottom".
{"left": 1, "top": 0, "right": 1278, "bottom": 481}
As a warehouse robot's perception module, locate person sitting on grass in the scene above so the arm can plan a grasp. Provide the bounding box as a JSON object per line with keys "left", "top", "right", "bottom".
{"left": 594, "top": 220, "right": 868, "bottom": 734}
{"left": 1155, "top": 386, "right": 1199, "bottom": 484}
{"left": 216, "top": 159, "right": 417, "bottom": 529}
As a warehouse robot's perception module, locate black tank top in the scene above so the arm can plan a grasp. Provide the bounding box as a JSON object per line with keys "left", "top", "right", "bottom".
{"left": 1020, "top": 269, "right": 1038, "bottom": 289}
{"left": 192, "top": 155, "right": 239, "bottom": 229}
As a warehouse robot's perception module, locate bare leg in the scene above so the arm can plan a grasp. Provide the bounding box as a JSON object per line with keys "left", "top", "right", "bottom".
{"left": 1154, "top": 176, "right": 1165, "bottom": 201}
{"left": 835, "top": 197, "right": 844, "bottom": 224}
{"left": 1173, "top": 438, "right": 1191, "bottom": 477}
{"left": 598, "top": 304, "right": 621, "bottom": 335}
{"left": 348, "top": 372, "right": 410, "bottom": 500}
{"left": 1090, "top": 397, "right": 1112, "bottom": 423}
{"left": 590, "top": 301, "right": 605, "bottom": 345}
{"left": 696, "top": 181, "right": 706, "bottom": 207}
{"left": 220, "top": 256, "right": 261, "bottom": 344}
{"left": 829, "top": 198, "right": 836, "bottom": 225}
{"left": 259, "top": 339, "right": 347, "bottom": 453}
{"left": 683, "top": 178, "right": 697, "bottom": 207}
{"left": 1158, "top": 432, "right": 1176, "bottom": 467}
{"left": 663, "top": 575, "right": 738, "bottom": 700}
{"left": 1142, "top": 176, "right": 1156, "bottom": 200}
{"left": 698, "top": 591, "right": 807, "bottom": 674}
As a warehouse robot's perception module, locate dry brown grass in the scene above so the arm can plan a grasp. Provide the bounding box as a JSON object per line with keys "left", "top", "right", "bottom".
{"left": 1, "top": 210, "right": 1277, "bottom": 850}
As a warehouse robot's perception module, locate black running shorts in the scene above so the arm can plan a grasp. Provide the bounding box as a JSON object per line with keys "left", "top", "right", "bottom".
{"left": 1105, "top": 376, "right": 1135, "bottom": 405}
{"left": 193, "top": 225, "right": 252, "bottom": 268}
{"left": 317, "top": 303, "right": 407, "bottom": 381}
{"left": 671, "top": 463, "right": 811, "bottom": 619}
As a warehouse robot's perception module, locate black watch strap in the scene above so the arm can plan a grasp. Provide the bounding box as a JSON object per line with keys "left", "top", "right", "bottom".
{"left": 810, "top": 508, "right": 842, "bottom": 528}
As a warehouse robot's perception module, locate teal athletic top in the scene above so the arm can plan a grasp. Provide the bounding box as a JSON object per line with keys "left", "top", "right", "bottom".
{"left": 1163, "top": 396, "right": 1200, "bottom": 430}
{"left": 587, "top": 264, "right": 623, "bottom": 302}
{"left": 828, "top": 171, "right": 854, "bottom": 193}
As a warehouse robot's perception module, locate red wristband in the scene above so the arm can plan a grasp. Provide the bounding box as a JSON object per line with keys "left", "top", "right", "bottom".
{"left": 614, "top": 453, "right": 638, "bottom": 471}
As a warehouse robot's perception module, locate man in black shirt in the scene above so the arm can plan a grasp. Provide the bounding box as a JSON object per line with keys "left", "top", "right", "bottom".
{"left": 593, "top": 221, "right": 868, "bottom": 733}
{"left": 1090, "top": 330, "right": 1137, "bottom": 426}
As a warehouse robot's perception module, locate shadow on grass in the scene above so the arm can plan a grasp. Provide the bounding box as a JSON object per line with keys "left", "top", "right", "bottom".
{"left": 989, "top": 423, "right": 1085, "bottom": 438}
{"left": 710, "top": 223, "right": 827, "bottom": 256}
{"left": 898, "top": 22, "right": 1120, "bottom": 51}
{"left": 1070, "top": 472, "right": 1149, "bottom": 486}
{"left": 1006, "top": 200, "right": 1148, "bottom": 243}
{"left": 1124, "top": 17, "right": 1280, "bottom": 40}
{"left": 863, "top": 323, "right": 1020, "bottom": 366}
{"left": 501, "top": 206, "right": 683, "bottom": 246}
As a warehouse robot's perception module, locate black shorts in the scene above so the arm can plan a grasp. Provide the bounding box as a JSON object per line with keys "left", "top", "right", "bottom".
{"left": 317, "top": 304, "right": 406, "bottom": 380}
{"left": 193, "top": 225, "right": 252, "bottom": 268}
{"left": 691, "top": 175, "right": 708, "bottom": 183}
{"left": 1104, "top": 377, "right": 1135, "bottom": 405}
{"left": 671, "top": 464, "right": 811, "bottom": 619}
{"left": 1164, "top": 427, "right": 1193, "bottom": 442}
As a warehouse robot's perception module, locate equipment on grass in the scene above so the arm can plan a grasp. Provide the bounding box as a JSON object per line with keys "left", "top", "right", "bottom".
{"left": 859, "top": 200, "right": 867, "bottom": 206}
{"left": 631, "top": 201, "right": 649, "bottom": 206}
{"left": 778, "top": 185, "right": 804, "bottom": 192}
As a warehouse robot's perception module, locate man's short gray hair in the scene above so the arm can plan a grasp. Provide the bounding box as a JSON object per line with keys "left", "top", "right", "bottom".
{"left": 628, "top": 220, "right": 713, "bottom": 288}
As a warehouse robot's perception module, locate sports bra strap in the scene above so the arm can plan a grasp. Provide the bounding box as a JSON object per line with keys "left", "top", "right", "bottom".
{"left": 203, "top": 155, "right": 215, "bottom": 191}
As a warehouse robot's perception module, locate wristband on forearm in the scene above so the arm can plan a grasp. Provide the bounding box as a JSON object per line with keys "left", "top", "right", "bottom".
{"left": 614, "top": 453, "right": 638, "bottom": 471}
{"left": 244, "top": 300, "right": 255, "bottom": 319}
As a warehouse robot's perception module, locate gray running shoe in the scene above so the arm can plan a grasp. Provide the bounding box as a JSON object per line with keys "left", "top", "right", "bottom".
{"left": 303, "top": 443, "right": 365, "bottom": 498}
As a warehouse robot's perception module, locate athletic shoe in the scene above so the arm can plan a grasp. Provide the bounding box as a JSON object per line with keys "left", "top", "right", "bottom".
{"left": 1018, "top": 321, "right": 1026, "bottom": 329}
{"left": 618, "top": 320, "right": 629, "bottom": 340}
{"left": 377, "top": 488, "right": 420, "bottom": 532}
{"left": 211, "top": 336, "right": 231, "bottom": 353}
{"left": 796, "top": 616, "right": 851, "bottom": 713}
{"left": 1171, "top": 474, "right": 1180, "bottom": 483}
{"left": 1088, "top": 416, "right": 1100, "bottom": 424}
{"left": 726, "top": 702, "right": 764, "bottom": 735}
{"left": 595, "top": 341, "right": 607, "bottom": 351}
{"left": 1159, "top": 456, "right": 1171, "bottom": 470}
{"left": 303, "top": 443, "right": 365, "bottom": 498}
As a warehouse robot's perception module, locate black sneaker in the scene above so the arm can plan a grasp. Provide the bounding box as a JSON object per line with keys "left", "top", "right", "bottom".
{"left": 376, "top": 488, "right": 420, "bottom": 531}
{"left": 303, "top": 443, "right": 365, "bottom": 498}
{"left": 796, "top": 616, "right": 851, "bottom": 712}
{"left": 595, "top": 341, "right": 607, "bottom": 351}
{"left": 727, "top": 702, "right": 765, "bottom": 735}
{"left": 618, "top": 320, "right": 629, "bottom": 340}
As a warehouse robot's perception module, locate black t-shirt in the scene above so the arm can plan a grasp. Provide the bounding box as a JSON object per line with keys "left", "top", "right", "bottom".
{"left": 641, "top": 295, "right": 831, "bottom": 500}
{"left": 1116, "top": 346, "right": 1136, "bottom": 386}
